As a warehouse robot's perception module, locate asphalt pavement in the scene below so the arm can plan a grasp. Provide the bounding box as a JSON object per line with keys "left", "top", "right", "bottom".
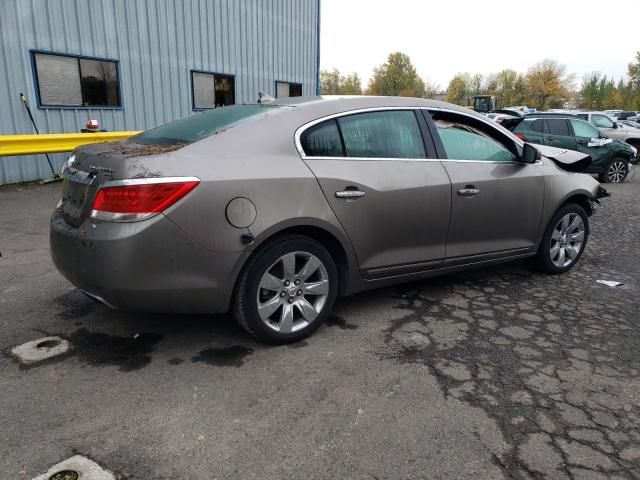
{"left": 1, "top": 171, "right": 639, "bottom": 480}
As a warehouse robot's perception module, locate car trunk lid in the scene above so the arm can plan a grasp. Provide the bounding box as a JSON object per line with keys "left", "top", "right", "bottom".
{"left": 59, "top": 141, "right": 181, "bottom": 227}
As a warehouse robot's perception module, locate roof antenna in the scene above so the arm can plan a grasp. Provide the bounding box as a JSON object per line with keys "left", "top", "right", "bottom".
{"left": 257, "top": 91, "right": 275, "bottom": 104}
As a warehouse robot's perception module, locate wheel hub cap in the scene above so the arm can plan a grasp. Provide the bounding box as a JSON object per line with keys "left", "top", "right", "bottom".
{"left": 256, "top": 251, "right": 329, "bottom": 334}
{"left": 549, "top": 213, "right": 585, "bottom": 268}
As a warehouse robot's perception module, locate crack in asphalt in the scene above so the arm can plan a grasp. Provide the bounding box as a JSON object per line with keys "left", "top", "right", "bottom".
{"left": 381, "top": 266, "right": 640, "bottom": 479}
{"left": 378, "top": 178, "right": 640, "bottom": 479}
{"left": 378, "top": 178, "right": 640, "bottom": 480}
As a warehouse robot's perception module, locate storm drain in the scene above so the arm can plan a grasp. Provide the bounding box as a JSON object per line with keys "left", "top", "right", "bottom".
{"left": 33, "top": 455, "right": 115, "bottom": 480}
{"left": 10, "top": 336, "right": 71, "bottom": 365}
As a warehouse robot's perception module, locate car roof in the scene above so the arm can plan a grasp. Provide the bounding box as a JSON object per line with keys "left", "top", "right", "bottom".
{"left": 524, "top": 112, "right": 580, "bottom": 118}
{"left": 269, "top": 95, "right": 486, "bottom": 119}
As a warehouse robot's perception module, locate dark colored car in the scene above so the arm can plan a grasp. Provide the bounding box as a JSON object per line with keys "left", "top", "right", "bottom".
{"left": 502, "top": 113, "right": 636, "bottom": 183}
{"left": 615, "top": 111, "right": 640, "bottom": 121}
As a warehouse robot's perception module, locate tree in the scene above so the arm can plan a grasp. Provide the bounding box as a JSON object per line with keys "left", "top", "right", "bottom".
{"left": 366, "top": 52, "right": 427, "bottom": 97}
{"left": 495, "top": 69, "right": 518, "bottom": 108}
{"left": 525, "top": 59, "right": 574, "bottom": 110}
{"left": 422, "top": 78, "right": 439, "bottom": 99}
{"left": 628, "top": 50, "right": 640, "bottom": 109}
{"left": 341, "top": 73, "right": 363, "bottom": 95}
{"left": 320, "top": 69, "right": 342, "bottom": 95}
{"left": 470, "top": 73, "right": 484, "bottom": 96}
{"left": 320, "top": 69, "right": 363, "bottom": 95}
{"left": 446, "top": 73, "right": 471, "bottom": 105}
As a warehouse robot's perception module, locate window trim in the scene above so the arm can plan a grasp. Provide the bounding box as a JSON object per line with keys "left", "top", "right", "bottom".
{"left": 190, "top": 69, "right": 236, "bottom": 111}
{"left": 275, "top": 80, "right": 303, "bottom": 98}
{"left": 295, "top": 107, "right": 436, "bottom": 160}
{"left": 30, "top": 49, "right": 123, "bottom": 110}
{"left": 295, "top": 106, "right": 534, "bottom": 164}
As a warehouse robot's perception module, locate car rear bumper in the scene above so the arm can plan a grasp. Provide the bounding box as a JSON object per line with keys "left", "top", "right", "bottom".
{"left": 50, "top": 209, "right": 244, "bottom": 314}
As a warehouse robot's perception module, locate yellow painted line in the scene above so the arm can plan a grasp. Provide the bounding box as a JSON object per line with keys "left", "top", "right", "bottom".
{"left": 0, "top": 131, "right": 142, "bottom": 156}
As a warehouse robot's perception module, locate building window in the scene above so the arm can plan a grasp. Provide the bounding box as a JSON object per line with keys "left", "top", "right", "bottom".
{"left": 276, "top": 81, "right": 302, "bottom": 98}
{"left": 191, "top": 71, "right": 235, "bottom": 109}
{"left": 31, "top": 51, "right": 121, "bottom": 108}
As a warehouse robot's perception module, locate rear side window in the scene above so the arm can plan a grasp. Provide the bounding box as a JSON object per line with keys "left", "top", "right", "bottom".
{"left": 546, "top": 119, "right": 571, "bottom": 136}
{"left": 529, "top": 119, "right": 544, "bottom": 132}
{"left": 337, "top": 110, "right": 426, "bottom": 158}
{"left": 134, "top": 105, "right": 287, "bottom": 146}
{"left": 301, "top": 120, "right": 344, "bottom": 157}
{"left": 570, "top": 120, "right": 600, "bottom": 139}
{"left": 577, "top": 113, "right": 588, "bottom": 120}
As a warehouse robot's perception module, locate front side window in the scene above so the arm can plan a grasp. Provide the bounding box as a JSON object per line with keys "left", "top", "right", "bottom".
{"left": 591, "top": 114, "right": 615, "bottom": 129}
{"left": 301, "top": 120, "right": 343, "bottom": 157}
{"left": 570, "top": 120, "right": 600, "bottom": 139}
{"left": 338, "top": 110, "right": 426, "bottom": 159}
{"left": 546, "top": 119, "right": 571, "bottom": 136}
{"left": 192, "top": 71, "right": 235, "bottom": 109}
{"left": 432, "top": 112, "right": 517, "bottom": 162}
{"left": 276, "top": 81, "right": 303, "bottom": 98}
{"left": 33, "top": 51, "right": 120, "bottom": 107}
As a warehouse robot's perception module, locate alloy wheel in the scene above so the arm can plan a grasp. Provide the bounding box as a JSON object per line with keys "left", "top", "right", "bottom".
{"left": 256, "top": 251, "right": 329, "bottom": 333}
{"left": 549, "top": 213, "right": 585, "bottom": 268}
{"left": 607, "top": 160, "right": 627, "bottom": 183}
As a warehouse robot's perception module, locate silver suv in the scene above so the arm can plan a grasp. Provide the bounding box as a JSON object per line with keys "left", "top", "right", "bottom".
{"left": 577, "top": 112, "right": 640, "bottom": 155}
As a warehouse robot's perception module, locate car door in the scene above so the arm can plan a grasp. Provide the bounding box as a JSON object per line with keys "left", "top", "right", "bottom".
{"left": 543, "top": 118, "right": 578, "bottom": 151}
{"left": 428, "top": 109, "right": 544, "bottom": 261}
{"left": 568, "top": 119, "right": 611, "bottom": 169}
{"left": 299, "top": 109, "right": 451, "bottom": 277}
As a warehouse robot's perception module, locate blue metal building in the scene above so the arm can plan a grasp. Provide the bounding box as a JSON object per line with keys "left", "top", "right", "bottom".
{"left": 0, "top": 0, "right": 321, "bottom": 184}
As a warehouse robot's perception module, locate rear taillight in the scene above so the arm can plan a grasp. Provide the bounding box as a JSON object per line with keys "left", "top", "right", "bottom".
{"left": 514, "top": 133, "right": 527, "bottom": 141}
{"left": 91, "top": 177, "right": 200, "bottom": 222}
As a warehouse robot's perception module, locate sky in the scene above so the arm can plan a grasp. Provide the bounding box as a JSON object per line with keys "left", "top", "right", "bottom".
{"left": 320, "top": 0, "right": 640, "bottom": 91}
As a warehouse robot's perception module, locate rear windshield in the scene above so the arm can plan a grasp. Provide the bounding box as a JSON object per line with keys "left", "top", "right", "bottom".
{"left": 133, "top": 104, "right": 288, "bottom": 146}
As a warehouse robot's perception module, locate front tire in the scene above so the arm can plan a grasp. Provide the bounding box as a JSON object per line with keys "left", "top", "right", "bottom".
{"left": 233, "top": 235, "right": 338, "bottom": 344}
{"left": 599, "top": 157, "right": 628, "bottom": 183}
{"left": 535, "top": 204, "right": 589, "bottom": 274}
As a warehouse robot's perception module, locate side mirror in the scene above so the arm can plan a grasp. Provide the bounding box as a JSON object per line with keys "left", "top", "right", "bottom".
{"left": 521, "top": 143, "right": 541, "bottom": 164}
{"left": 612, "top": 122, "right": 618, "bottom": 129}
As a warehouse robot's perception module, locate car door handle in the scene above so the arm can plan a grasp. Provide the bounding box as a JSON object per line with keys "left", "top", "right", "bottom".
{"left": 457, "top": 187, "right": 480, "bottom": 197}
{"left": 335, "top": 190, "right": 366, "bottom": 199}
{"left": 545, "top": 136, "right": 557, "bottom": 142}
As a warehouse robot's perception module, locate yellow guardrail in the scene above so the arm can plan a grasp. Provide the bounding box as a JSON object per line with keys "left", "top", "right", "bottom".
{"left": 0, "top": 131, "right": 142, "bottom": 156}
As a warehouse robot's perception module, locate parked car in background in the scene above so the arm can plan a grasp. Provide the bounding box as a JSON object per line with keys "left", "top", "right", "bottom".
{"left": 575, "top": 112, "right": 640, "bottom": 152}
{"left": 618, "top": 119, "right": 640, "bottom": 130}
{"left": 501, "top": 112, "right": 636, "bottom": 183}
{"left": 604, "top": 109, "right": 623, "bottom": 118}
{"left": 50, "top": 97, "right": 606, "bottom": 343}
{"left": 611, "top": 111, "right": 639, "bottom": 121}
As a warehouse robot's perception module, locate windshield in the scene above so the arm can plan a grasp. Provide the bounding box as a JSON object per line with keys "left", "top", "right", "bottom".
{"left": 133, "top": 104, "right": 289, "bottom": 146}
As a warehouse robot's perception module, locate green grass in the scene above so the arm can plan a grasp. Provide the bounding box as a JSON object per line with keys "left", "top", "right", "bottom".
{"left": 49, "top": 471, "right": 79, "bottom": 480}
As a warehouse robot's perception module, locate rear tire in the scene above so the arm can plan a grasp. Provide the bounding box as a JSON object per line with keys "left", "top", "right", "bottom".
{"left": 599, "top": 157, "right": 628, "bottom": 183}
{"left": 535, "top": 203, "right": 589, "bottom": 274}
{"left": 233, "top": 235, "right": 338, "bottom": 344}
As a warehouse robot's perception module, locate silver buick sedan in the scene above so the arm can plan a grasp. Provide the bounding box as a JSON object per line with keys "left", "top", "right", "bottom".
{"left": 51, "top": 96, "right": 607, "bottom": 343}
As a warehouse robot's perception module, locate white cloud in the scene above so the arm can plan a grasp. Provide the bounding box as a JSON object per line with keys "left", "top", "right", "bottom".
{"left": 320, "top": 0, "right": 640, "bottom": 90}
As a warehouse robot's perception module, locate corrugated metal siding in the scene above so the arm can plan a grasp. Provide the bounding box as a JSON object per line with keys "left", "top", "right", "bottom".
{"left": 0, "top": 0, "right": 320, "bottom": 184}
